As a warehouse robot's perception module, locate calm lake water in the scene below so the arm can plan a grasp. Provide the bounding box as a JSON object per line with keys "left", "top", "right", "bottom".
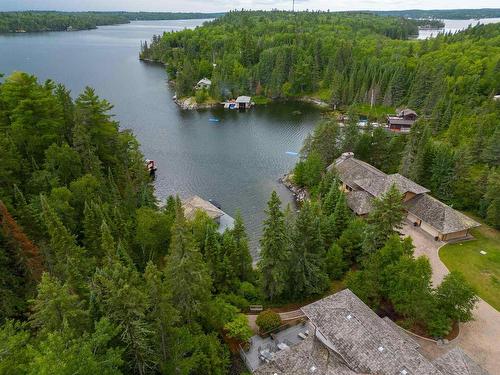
{"left": 418, "top": 18, "right": 500, "bottom": 39}
{"left": 0, "top": 20, "right": 321, "bottom": 256}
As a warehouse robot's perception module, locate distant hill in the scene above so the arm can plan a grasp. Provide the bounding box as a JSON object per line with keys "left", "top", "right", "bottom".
{"left": 370, "top": 8, "right": 500, "bottom": 20}
{"left": 0, "top": 11, "right": 223, "bottom": 33}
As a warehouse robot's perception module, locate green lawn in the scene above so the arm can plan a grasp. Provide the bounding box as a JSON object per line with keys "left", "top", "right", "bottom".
{"left": 440, "top": 220, "right": 500, "bottom": 311}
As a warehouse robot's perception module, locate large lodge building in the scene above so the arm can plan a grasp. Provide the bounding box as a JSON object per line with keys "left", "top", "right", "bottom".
{"left": 328, "top": 153, "right": 480, "bottom": 241}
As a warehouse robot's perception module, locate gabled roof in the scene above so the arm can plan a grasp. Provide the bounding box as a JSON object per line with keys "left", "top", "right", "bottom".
{"left": 301, "top": 289, "right": 442, "bottom": 375}
{"left": 354, "top": 173, "right": 429, "bottom": 198}
{"left": 433, "top": 348, "right": 489, "bottom": 375}
{"left": 197, "top": 78, "right": 211, "bottom": 85}
{"left": 346, "top": 190, "right": 374, "bottom": 215}
{"left": 182, "top": 195, "right": 224, "bottom": 220}
{"left": 236, "top": 96, "right": 252, "bottom": 103}
{"left": 398, "top": 108, "right": 417, "bottom": 117}
{"left": 405, "top": 194, "right": 480, "bottom": 234}
{"left": 328, "top": 155, "right": 386, "bottom": 190}
{"left": 388, "top": 117, "right": 415, "bottom": 126}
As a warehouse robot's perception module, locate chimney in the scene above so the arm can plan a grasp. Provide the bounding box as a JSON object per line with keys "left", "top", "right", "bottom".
{"left": 335, "top": 152, "right": 354, "bottom": 165}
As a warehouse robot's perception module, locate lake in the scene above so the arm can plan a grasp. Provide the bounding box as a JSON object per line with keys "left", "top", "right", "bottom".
{"left": 418, "top": 18, "right": 500, "bottom": 39}
{"left": 0, "top": 20, "right": 321, "bottom": 256}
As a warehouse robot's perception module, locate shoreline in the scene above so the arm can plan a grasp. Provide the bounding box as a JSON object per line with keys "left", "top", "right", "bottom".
{"left": 279, "top": 173, "right": 310, "bottom": 204}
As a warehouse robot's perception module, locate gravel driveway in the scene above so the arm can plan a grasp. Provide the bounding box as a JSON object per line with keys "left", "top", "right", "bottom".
{"left": 402, "top": 221, "right": 500, "bottom": 374}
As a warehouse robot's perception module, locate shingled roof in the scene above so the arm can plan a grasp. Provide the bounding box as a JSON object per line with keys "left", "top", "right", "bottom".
{"left": 301, "top": 289, "right": 442, "bottom": 375}
{"left": 182, "top": 195, "right": 224, "bottom": 220}
{"left": 433, "top": 348, "right": 489, "bottom": 375}
{"left": 346, "top": 190, "right": 374, "bottom": 215}
{"left": 328, "top": 154, "right": 386, "bottom": 190}
{"left": 254, "top": 336, "right": 357, "bottom": 375}
{"left": 405, "top": 194, "right": 480, "bottom": 234}
{"left": 354, "top": 173, "right": 430, "bottom": 198}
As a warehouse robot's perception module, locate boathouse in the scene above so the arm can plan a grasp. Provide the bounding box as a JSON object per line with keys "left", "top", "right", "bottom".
{"left": 387, "top": 108, "right": 417, "bottom": 133}
{"left": 182, "top": 195, "right": 235, "bottom": 233}
{"left": 328, "top": 153, "right": 480, "bottom": 241}
{"left": 235, "top": 96, "right": 252, "bottom": 109}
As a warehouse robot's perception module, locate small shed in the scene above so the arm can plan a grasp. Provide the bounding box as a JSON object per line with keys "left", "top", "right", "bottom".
{"left": 235, "top": 96, "right": 252, "bottom": 109}
{"left": 494, "top": 94, "right": 500, "bottom": 101}
{"left": 195, "top": 78, "right": 211, "bottom": 90}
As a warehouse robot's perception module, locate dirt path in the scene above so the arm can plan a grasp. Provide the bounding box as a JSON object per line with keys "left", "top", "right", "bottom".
{"left": 402, "top": 222, "right": 500, "bottom": 374}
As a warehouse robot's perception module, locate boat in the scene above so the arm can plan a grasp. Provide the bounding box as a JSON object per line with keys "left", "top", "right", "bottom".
{"left": 209, "top": 118, "right": 220, "bottom": 122}
{"left": 286, "top": 151, "right": 299, "bottom": 156}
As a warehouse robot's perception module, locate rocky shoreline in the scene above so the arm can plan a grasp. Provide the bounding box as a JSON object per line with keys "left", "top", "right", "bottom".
{"left": 297, "top": 96, "right": 330, "bottom": 109}
{"left": 173, "top": 97, "right": 220, "bottom": 110}
{"left": 279, "top": 173, "right": 310, "bottom": 204}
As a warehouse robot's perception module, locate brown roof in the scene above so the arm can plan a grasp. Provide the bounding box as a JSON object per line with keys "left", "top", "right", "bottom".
{"left": 301, "top": 290, "right": 442, "bottom": 375}
{"left": 405, "top": 194, "right": 480, "bottom": 234}
{"left": 398, "top": 108, "right": 417, "bottom": 117}
{"left": 182, "top": 195, "right": 224, "bottom": 220}
{"left": 346, "top": 190, "right": 374, "bottom": 215}
{"left": 388, "top": 117, "right": 415, "bottom": 126}
{"left": 433, "top": 348, "right": 489, "bottom": 375}
{"left": 328, "top": 155, "right": 386, "bottom": 190}
{"left": 254, "top": 336, "right": 357, "bottom": 375}
{"left": 354, "top": 173, "right": 430, "bottom": 198}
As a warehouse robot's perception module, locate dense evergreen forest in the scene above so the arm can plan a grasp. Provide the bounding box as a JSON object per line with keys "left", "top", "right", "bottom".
{"left": 0, "top": 11, "right": 129, "bottom": 32}
{"left": 0, "top": 71, "right": 479, "bottom": 373}
{"left": 142, "top": 11, "right": 500, "bottom": 228}
{"left": 0, "top": 11, "right": 222, "bottom": 33}
{"left": 372, "top": 8, "right": 500, "bottom": 20}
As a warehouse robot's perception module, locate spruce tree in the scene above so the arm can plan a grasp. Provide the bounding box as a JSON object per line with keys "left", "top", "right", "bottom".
{"left": 144, "top": 262, "right": 178, "bottom": 364}
{"left": 363, "top": 184, "right": 405, "bottom": 254}
{"left": 29, "top": 273, "right": 89, "bottom": 335}
{"left": 289, "top": 201, "right": 328, "bottom": 299}
{"left": 164, "top": 205, "right": 212, "bottom": 322}
{"left": 230, "top": 212, "right": 253, "bottom": 282}
{"left": 331, "top": 191, "right": 352, "bottom": 238}
{"left": 258, "top": 191, "right": 289, "bottom": 301}
{"left": 40, "top": 196, "right": 89, "bottom": 290}
{"left": 92, "top": 224, "right": 153, "bottom": 375}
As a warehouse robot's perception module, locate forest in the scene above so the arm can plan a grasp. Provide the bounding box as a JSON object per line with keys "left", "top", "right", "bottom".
{"left": 0, "top": 71, "right": 480, "bottom": 374}
{"left": 0, "top": 11, "right": 130, "bottom": 32}
{"left": 142, "top": 11, "right": 500, "bottom": 228}
{"left": 0, "top": 11, "right": 223, "bottom": 33}
{"left": 372, "top": 8, "right": 500, "bottom": 20}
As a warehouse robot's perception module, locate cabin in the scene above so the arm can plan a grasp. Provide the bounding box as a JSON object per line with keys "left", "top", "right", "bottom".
{"left": 235, "top": 96, "right": 252, "bottom": 109}
{"left": 387, "top": 108, "right": 417, "bottom": 133}
{"left": 328, "top": 153, "right": 480, "bottom": 241}
{"left": 195, "top": 78, "right": 211, "bottom": 90}
{"left": 181, "top": 195, "right": 234, "bottom": 233}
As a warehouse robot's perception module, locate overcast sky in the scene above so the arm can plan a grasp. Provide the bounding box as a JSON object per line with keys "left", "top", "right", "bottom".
{"left": 2, "top": 0, "right": 499, "bottom": 12}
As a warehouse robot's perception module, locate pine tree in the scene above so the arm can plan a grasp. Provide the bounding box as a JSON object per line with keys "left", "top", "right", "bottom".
{"left": 0, "top": 199, "right": 44, "bottom": 282}
{"left": 29, "top": 273, "right": 89, "bottom": 335}
{"left": 92, "top": 226, "right": 153, "bottom": 375}
{"left": 258, "top": 192, "right": 289, "bottom": 301}
{"left": 83, "top": 200, "right": 105, "bottom": 259}
{"left": 144, "top": 262, "right": 178, "bottom": 365}
{"left": 364, "top": 184, "right": 405, "bottom": 254}
{"left": 289, "top": 201, "right": 329, "bottom": 299}
{"left": 331, "top": 191, "right": 352, "bottom": 238}
{"left": 229, "top": 212, "right": 253, "bottom": 282}
{"left": 40, "top": 196, "right": 89, "bottom": 289}
{"left": 322, "top": 183, "right": 340, "bottom": 216}
{"left": 164, "top": 205, "right": 212, "bottom": 322}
